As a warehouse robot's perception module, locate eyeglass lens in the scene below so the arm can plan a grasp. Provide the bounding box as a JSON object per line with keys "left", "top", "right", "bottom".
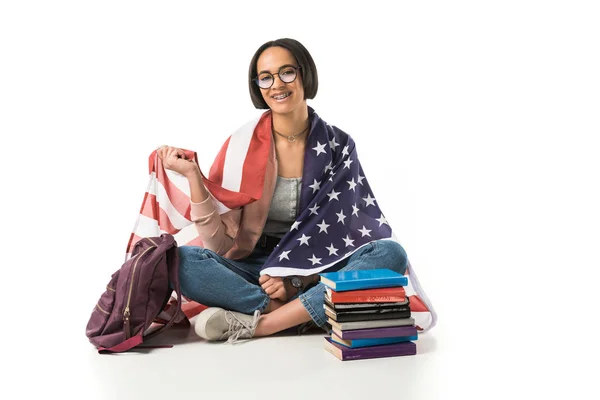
{"left": 256, "top": 66, "right": 298, "bottom": 89}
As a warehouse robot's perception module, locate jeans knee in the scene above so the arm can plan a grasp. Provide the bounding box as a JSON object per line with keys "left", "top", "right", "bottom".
{"left": 178, "top": 246, "right": 210, "bottom": 274}
{"left": 377, "top": 240, "right": 408, "bottom": 274}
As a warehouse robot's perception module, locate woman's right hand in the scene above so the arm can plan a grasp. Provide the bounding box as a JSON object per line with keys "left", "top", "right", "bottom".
{"left": 157, "top": 145, "right": 200, "bottom": 178}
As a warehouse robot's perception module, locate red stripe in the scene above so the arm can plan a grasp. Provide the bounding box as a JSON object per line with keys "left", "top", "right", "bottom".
{"left": 139, "top": 193, "right": 181, "bottom": 235}
{"left": 155, "top": 165, "right": 192, "bottom": 220}
{"left": 183, "top": 236, "right": 203, "bottom": 247}
{"left": 208, "top": 137, "right": 230, "bottom": 186}
{"left": 181, "top": 301, "right": 208, "bottom": 319}
{"left": 408, "top": 295, "right": 429, "bottom": 312}
{"left": 157, "top": 204, "right": 180, "bottom": 235}
{"left": 126, "top": 233, "right": 142, "bottom": 254}
{"left": 239, "top": 112, "right": 271, "bottom": 199}
{"left": 140, "top": 193, "right": 158, "bottom": 220}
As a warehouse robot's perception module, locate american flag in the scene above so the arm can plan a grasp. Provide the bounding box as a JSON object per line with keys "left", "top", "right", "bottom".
{"left": 261, "top": 117, "right": 393, "bottom": 276}
{"left": 126, "top": 108, "right": 436, "bottom": 332}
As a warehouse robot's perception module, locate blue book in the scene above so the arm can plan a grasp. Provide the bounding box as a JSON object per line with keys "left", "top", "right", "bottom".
{"left": 331, "top": 334, "right": 418, "bottom": 349}
{"left": 319, "top": 269, "right": 407, "bottom": 292}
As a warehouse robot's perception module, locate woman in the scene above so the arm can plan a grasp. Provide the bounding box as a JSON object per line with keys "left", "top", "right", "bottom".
{"left": 157, "top": 38, "right": 411, "bottom": 343}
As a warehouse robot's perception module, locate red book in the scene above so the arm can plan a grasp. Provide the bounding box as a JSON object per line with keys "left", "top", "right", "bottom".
{"left": 325, "top": 286, "right": 406, "bottom": 303}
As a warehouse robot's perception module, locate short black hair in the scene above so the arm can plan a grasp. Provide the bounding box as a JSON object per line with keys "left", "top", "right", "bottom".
{"left": 248, "top": 38, "right": 319, "bottom": 109}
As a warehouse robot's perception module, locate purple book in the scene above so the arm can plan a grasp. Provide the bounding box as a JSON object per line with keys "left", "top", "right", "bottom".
{"left": 324, "top": 337, "right": 417, "bottom": 361}
{"left": 332, "top": 325, "right": 418, "bottom": 340}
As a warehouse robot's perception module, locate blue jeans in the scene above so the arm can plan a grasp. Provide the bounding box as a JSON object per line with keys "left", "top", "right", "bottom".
{"left": 177, "top": 239, "right": 408, "bottom": 328}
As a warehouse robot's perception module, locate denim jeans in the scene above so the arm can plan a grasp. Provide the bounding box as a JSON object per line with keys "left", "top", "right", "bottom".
{"left": 177, "top": 239, "right": 408, "bottom": 328}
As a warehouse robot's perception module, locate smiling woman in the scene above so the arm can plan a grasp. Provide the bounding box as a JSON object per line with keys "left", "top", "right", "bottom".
{"left": 152, "top": 38, "right": 436, "bottom": 343}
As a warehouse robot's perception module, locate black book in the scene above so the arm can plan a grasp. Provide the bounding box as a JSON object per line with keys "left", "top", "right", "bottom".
{"left": 324, "top": 304, "right": 412, "bottom": 322}
{"left": 324, "top": 297, "right": 409, "bottom": 312}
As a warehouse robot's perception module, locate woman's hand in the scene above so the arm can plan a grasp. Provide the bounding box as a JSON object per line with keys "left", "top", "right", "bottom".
{"left": 259, "top": 275, "right": 295, "bottom": 301}
{"left": 157, "top": 145, "right": 199, "bottom": 178}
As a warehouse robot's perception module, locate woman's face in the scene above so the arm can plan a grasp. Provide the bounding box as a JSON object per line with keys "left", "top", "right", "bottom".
{"left": 256, "top": 46, "right": 306, "bottom": 115}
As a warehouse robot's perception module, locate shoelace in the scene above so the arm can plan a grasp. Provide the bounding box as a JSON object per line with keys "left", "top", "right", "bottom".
{"left": 222, "top": 310, "right": 261, "bottom": 344}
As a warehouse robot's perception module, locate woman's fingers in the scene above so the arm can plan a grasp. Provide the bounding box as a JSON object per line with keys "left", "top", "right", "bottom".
{"left": 259, "top": 275, "right": 271, "bottom": 285}
{"left": 264, "top": 281, "right": 284, "bottom": 296}
{"left": 166, "top": 147, "right": 177, "bottom": 160}
{"left": 264, "top": 284, "right": 277, "bottom": 295}
{"left": 270, "top": 288, "right": 286, "bottom": 300}
{"left": 157, "top": 145, "right": 171, "bottom": 160}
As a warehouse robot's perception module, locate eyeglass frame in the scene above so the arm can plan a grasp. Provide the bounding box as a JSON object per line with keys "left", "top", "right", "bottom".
{"left": 253, "top": 65, "right": 302, "bottom": 89}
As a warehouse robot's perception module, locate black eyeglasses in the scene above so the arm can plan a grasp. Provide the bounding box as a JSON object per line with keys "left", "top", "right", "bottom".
{"left": 253, "top": 65, "right": 301, "bottom": 89}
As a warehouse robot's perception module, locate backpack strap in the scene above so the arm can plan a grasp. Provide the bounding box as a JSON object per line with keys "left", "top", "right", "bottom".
{"left": 143, "top": 246, "right": 184, "bottom": 341}
{"left": 98, "top": 335, "right": 144, "bottom": 354}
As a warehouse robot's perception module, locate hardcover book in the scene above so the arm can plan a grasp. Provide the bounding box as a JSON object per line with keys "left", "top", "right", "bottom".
{"left": 324, "top": 297, "right": 409, "bottom": 312}
{"left": 324, "top": 337, "right": 417, "bottom": 361}
{"left": 332, "top": 325, "right": 418, "bottom": 340}
{"left": 331, "top": 333, "right": 418, "bottom": 348}
{"left": 327, "top": 317, "right": 415, "bottom": 331}
{"left": 319, "top": 269, "right": 408, "bottom": 292}
{"left": 324, "top": 305, "right": 411, "bottom": 322}
{"left": 325, "top": 286, "right": 406, "bottom": 303}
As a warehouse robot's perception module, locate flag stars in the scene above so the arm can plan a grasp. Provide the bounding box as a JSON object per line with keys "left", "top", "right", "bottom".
{"left": 342, "top": 145, "right": 350, "bottom": 156}
{"left": 324, "top": 162, "right": 333, "bottom": 173}
{"left": 357, "top": 174, "right": 365, "bottom": 186}
{"left": 328, "top": 171, "right": 336, "bottom": 182}
{"left": 297, "top": 234, "right": 311, "bottom": 246}
{"left": 326, "top": 243, "right": 339, "bottom": 256}
{"left": 317, "top": 219, "right": 330, "bottom": 233}
{"left": 342, "top": 234, "right": 355, "bottom": 247}
{"left": 308, "top": 179, "right": 321, "bottom": 193}
{"left": 351, "top": 203, "right": 360, "bottom": 217}
{"left": 308, "top": 203, "right": 320, "bottom": 216}
{"left": 347, "top": 178, "right": 357, "bottom": 192}
{"left": 308, "top": 254, "right": 322, "bottom": 265}
{"left": 343, "top": 159, "right": 354, "bottom": 169}
{"left": 290, "top": 220, "right": 302, "bottom": 231}
{"left": 329, "top": 138, "right": 340, "bottom": 151}
{"left": 327, "top": 189, "right": 341, "bottom": 202}
{"left": 336, "top": 210, "right": 347, "bottom": 224}
{"left": 278, "top": 250, "right": 291, "bottom": 261}
{"left": 363, "top": 193, "right": 376, "bottom": 207}
{"left": 376, "top": 214, "right": 388, "bottom": 227}
{"left": 312, "top": 141, "right": 327, "bottom": 156}
{"left": 358, "top": 225, "right": 372, "bottom": 237}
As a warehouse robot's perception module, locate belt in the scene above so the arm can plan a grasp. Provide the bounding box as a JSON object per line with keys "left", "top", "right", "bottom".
{"left": 256, "top": 234, "right": 281, "bottom": 252}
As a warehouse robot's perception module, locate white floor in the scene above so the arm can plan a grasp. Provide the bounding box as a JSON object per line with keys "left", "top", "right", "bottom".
{"left": 75, "top": 321, "right": 442, "bottom": 400}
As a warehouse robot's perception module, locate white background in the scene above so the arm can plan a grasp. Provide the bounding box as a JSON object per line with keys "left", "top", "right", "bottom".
{"left": 1, "top": 1, "right": 598, "bottom": 399}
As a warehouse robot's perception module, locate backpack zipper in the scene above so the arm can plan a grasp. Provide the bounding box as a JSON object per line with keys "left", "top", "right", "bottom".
{"left": 123, "top": 238, "right": 158, "bottom": 339}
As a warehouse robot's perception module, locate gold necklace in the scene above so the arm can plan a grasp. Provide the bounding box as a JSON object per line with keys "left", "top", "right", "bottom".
{"left": 273, "top": 126, "right": 309, "bottom": 143}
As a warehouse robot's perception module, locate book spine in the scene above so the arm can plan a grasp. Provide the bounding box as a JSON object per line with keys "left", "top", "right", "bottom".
{"left": 331, "top": 294, "right": 407, "bottom": 303}
{"left": 336, "top": 278, "right": 407, "bottom": 291}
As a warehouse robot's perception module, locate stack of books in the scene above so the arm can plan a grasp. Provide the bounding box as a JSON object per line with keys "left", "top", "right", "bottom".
{"left": 319, "top": 268, "right": 417, "bottom": 361}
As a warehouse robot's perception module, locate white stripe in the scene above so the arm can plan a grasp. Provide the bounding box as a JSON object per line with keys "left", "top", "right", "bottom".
{"left": 133, "top": 214, "right": 161, "bottom": 239}
{"left": 147, "top": 172, "right": 157, "bottom": 196}
{"left": 174, "top": 223, "right": 200, "bottom": 247}
{"left": 221, "top": 117, "right": 261, "bottom": 192}
{"left": 154, "top": 178, "right": 192, "bottom": 230}
{"left": 156, "top": 164, "right": 231, "bottom": 215}
{"left": 392, "top": 231, "right": 437, "bottom": 332}
{"left": 411, "top": 312, "right": 432, "bottom": 332}
{"left": 164, "top": 169, "right": 191, "bottom": 197}
{"left": 211, "top": 195, "right": 232, "bottom": 215}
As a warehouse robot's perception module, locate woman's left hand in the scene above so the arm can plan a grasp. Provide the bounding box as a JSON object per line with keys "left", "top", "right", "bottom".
{"left": 259, "top": 275, "right": 291, "bottom": 301}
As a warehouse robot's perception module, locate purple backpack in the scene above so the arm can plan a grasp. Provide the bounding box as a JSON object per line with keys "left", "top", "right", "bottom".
{"left": 86, "top": 234, "right": 183, "bottom": 353}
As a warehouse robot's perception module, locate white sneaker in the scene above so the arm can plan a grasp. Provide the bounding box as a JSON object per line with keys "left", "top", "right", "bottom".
{"left": 194, "top": 307, "right": 261, "bottom": 344}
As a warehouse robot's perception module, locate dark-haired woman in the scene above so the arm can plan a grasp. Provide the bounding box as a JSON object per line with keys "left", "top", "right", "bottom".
{"left": 158, "top": 38, "right": 412, "bottom": 343}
